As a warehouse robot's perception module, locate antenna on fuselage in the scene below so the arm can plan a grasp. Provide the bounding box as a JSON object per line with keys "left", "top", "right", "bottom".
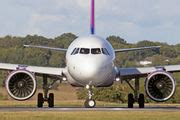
{"left": 91, "top": 0, "right": 95, "bottom": 34}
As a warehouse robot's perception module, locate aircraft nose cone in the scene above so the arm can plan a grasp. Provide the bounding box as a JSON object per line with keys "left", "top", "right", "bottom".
{"left": 68, "top": 56, "right": 112, "bottom": 85}
{"left": 81, "top": 63, "right": 99, "bottom": 79}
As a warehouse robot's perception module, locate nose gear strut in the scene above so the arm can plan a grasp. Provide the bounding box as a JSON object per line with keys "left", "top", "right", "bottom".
{"left": 84, "top": 85, "right": 96, "bottom": 108}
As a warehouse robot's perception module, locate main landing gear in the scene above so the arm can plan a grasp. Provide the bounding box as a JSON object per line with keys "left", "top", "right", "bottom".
{"left": 126, "top": 78, "right": 145, "bottom": 108}
{"left": 37, "top": 75, "right": 59, "bottom": 108}
{"left": 37, "top": 93, "right": 54, "bottom": 108}
{"left": 84, "top": 85, "right": 96, "bottom": 108}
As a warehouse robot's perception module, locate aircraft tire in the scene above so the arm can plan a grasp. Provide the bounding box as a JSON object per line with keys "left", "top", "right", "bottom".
{"left": 128, "top": 93, "right": 134, "bottom": 108}
{"left": 138, "top": 94, "right": 145, "bottom": 108}
{"left": 37, "top": 93, "right": 44, "bottom": 108}
{"left": 48, "top": 93, "right": 54, "bottom": 108}
{"left": 84, "top": 99, "right": 96, "bottom": 108}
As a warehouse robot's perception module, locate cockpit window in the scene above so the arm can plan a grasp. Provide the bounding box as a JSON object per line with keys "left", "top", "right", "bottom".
{"left": 71, "top": 48, "right": 79, "bottom": 55}
{"left": 91, "top": 48, "right": 101, "bottom": 54}
{"left": 71, "top": 48, "right": 77, "bottom": 55}
{"left": 74, "top": 48, "right": 79, "bottom": 55}
{"left": 102, "top": 48, "right": 110, "bottom": 55}
{"left": 71, "top": 47, "right": 110, "bottom": 55}
{"left": 80, "top": 48, "right": 90, "bottom": 54}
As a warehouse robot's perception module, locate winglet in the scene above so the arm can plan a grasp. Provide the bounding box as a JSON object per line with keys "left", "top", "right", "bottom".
{"left": 91, "top": 0, "right": 95, "bottom": 34}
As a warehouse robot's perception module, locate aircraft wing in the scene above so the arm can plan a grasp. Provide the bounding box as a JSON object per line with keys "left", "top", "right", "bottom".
{"left": 117, "top": 65, "right": 180, "bottom": 79}
{"left": 114, "top": 46, "right": 160, "bottom": 53}
{"left": 24, "top": 45, "right": 67, "bottom": 52}
{"left": 0, "top": 63, "right": 66, "bottom": 76}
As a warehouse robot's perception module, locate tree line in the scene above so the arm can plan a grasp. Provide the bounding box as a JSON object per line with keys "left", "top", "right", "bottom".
{"left": 0, "top": 33, "right": 179, "bottom": 67}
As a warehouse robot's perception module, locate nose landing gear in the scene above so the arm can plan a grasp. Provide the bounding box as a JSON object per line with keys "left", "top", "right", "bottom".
{"left": 84, "top": 85, "right": 96, "bottom": 108}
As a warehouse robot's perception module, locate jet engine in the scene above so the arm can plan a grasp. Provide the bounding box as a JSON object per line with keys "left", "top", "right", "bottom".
{"left": 6, "top": 70, "right": 37, "bottom": 101}
{"left": 145, "top": 71, "right": 176, "bottom": 102}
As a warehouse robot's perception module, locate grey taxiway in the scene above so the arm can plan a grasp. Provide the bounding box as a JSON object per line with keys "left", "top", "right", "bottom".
{"left": 0, "top": 107, "right": 180, "bottom": 112}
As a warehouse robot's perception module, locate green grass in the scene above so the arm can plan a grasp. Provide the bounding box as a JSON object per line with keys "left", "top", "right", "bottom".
{"left": 0, "top": 111, "right": 180, "bottom": 120}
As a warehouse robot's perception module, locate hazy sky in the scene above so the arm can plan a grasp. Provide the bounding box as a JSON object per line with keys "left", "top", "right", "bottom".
{"left": 0, "top": 0, "right": 180, "bottom": 44}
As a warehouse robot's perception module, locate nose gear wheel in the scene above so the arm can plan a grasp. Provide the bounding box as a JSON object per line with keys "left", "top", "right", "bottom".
{"left": 84, "top": 85, "right": 96, "bottom": 108}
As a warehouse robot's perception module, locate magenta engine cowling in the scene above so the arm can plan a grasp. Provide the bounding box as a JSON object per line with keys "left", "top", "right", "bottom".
{"left": 6, "top": 70, "right": 37, "bottom": 101}
{"left": 145, "top": 71, "right": 176, "bottom": 102}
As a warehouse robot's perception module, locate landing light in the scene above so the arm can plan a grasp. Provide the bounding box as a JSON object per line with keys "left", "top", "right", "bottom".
{"left": 62, "top": 77, "right": 67, "bottom": 81}
{"left": 86, "top": 85, "right": 90, "bottom": 89}
{"left": 115, "top": 77, "right": 120, "bottom": 82}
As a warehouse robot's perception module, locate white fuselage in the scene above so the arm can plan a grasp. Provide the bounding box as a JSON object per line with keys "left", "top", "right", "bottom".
{"left": 65, "top": 35, "right": 116, "bottom": 87}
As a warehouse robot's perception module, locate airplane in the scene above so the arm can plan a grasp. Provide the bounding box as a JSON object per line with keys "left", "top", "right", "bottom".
{"left": 0, "top": 0, "right": 179, "bottom": 108}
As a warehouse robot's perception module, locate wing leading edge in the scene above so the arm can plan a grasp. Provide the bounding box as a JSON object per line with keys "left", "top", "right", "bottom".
{"left": 115, "top": 46, "right": 160, "bottom": 53}
{"left": 24, "top": 45, "right": 67, "bottom": 52}
{"left": 117, "top": 65, "right": 180, "bottom": 79}
{"left": 0, "top": 63, "right": 66, "bottom": 76}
